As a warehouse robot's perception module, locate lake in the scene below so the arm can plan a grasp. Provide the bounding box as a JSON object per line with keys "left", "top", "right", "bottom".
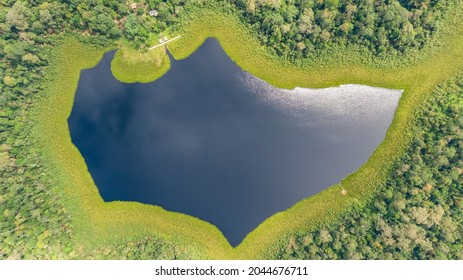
{"left": 68, "top": 38, "right": 402, "bottom": 246}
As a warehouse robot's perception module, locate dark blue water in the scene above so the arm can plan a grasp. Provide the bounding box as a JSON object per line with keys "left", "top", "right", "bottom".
{"left": 69, "top": 39, "right": 401, "bottom": 246}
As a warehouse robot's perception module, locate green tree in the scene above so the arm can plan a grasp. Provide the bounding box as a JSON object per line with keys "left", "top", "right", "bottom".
{"left": 6, "top": 2, "right": 31, "bottom": 31}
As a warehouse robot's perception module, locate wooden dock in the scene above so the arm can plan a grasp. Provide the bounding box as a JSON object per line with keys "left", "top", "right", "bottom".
{"left": 148, "top": 36, "right": 181, "bottom": 51}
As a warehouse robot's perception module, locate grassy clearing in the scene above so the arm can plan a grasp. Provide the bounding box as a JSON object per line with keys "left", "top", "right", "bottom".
{"left": 111, "top": 41, "right": 170, "bottom": 83}
{"left": 32, "top": 3, "right": 463, "bottom": 259}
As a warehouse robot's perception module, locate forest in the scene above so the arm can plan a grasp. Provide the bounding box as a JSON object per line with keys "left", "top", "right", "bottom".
{"left": 1, "top": 0, "right": 462, "bottom": 259}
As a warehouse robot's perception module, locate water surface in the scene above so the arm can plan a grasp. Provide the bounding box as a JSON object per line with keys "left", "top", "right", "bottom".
{"left": 69, "top": 39, "right": 402, "bottom": 246}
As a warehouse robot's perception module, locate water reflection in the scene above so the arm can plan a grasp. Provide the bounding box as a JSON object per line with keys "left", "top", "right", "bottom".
{"left": 69, "top": 38, "right": 402, "bottom": 246}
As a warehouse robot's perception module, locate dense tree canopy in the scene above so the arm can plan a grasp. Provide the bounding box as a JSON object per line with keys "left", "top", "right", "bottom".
{"left": 0, "top": 0, "right": 462, "bottom": 259}
{"left": 232, "top": 0, "right": 454, "bottom": 58}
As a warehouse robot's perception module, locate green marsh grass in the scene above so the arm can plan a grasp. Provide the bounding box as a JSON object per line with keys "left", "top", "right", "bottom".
{"left": 31, "top": 4, "right": 463, "bottom": 259}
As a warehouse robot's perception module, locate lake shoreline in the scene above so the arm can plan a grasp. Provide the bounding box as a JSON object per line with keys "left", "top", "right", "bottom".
{"left": 69, "top": 40, "right": 403, "bottom": 246}
{"left": 30, "top": 4, "right": 463, "bottom": 259}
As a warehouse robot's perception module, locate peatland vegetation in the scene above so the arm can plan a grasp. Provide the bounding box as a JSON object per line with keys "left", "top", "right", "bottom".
{"left": 1, "top": 0, "right": 463, "bottom": 259}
